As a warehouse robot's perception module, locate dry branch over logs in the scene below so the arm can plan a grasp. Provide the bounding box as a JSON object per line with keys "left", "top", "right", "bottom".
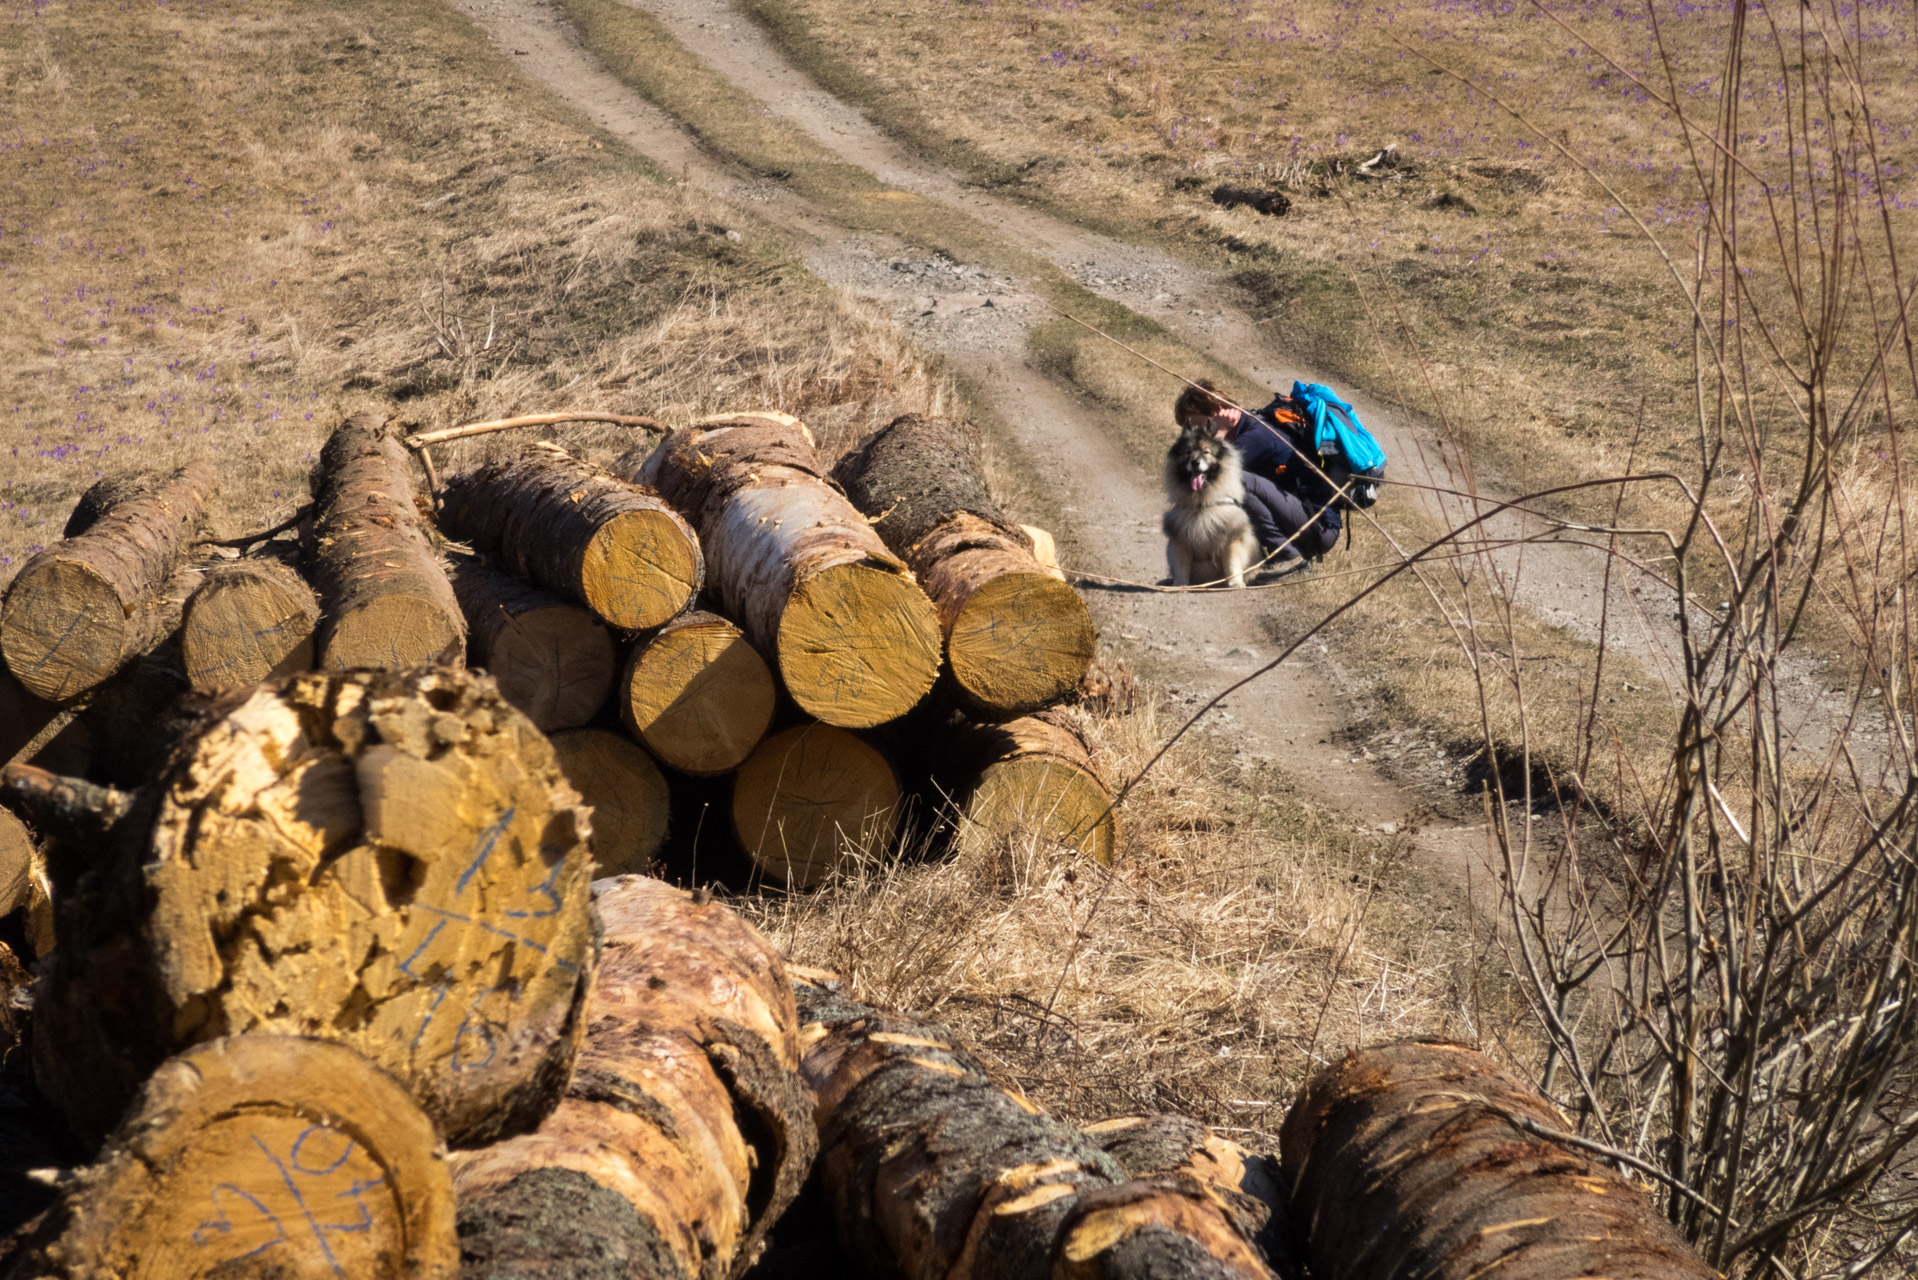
{"left": 2, "top": 1036, "right": 458, "bottom": 1280}
{"left": 447, "top": 551, "right": 616, "bottom": 732}
{"left": 308, "top": 413, "right": 466, "bottom": 672}
{"left": 440, "top": 442, "right": 702, "bottom": 632}
{"left": 796, "top": 983, "right": 1274, "bottom": 1280}
{"left": 833, "top": 415, "right": 1093, "bottom": 717}
{"left": 30, "top": 667, "right": 598, "bottom": 1147}
{"left": 1281, "top": 1040, "right": 1720, "bottom": 1280}
{"left": 945, "top": 709, "right": 1118, "bottom": 863}
{"left": 619, "top": 610, "right": 775, "bottom": 775}
{"left": 732, "top": 724, "right": 901, "bottom": 888}
{"left": 452, "top": 876, "right": 815, "bottom": 1279}
{"left": 633, "top": 412, "right": 942, "bottom": 728}
{"left": 0, "top": 463, "right": 218, "bottom": 702}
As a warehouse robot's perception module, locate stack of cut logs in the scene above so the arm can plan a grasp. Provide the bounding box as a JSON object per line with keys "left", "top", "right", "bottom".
{"left": 1, "top": 409, "right": 1111, "bottom": 896}
{"left": 0, "top": 409, "right": 1720, "bottom": 1280}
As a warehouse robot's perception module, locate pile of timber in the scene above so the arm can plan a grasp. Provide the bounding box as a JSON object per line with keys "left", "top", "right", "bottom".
{"left": 1, "top": 406, "right": 1115, "bottom": 904}
{"left": 0, "top": 416, "right": 1721, "bottom": 1280}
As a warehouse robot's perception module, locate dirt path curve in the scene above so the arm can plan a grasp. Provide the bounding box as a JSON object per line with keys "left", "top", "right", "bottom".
{"left": 596, "top": 0, "right": 1889, "bottom": 779}
{"left": 599, "top": 0, "right": 1699, "bottom": 671}
{"left": 451, "top": 0, "right": 1513, "bottom": 915}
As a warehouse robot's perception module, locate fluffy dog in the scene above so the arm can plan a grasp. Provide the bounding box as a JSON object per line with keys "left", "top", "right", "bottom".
{"left": 1162, "top": 425, "right": 1259, "bottom": 588}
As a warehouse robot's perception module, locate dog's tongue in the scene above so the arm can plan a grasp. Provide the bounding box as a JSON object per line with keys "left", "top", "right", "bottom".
{"left": 1190, "top": 475, "right": 1204, "bottom": 491}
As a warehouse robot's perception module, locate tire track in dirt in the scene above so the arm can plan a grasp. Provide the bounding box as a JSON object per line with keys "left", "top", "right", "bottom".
{"left": 447, "top": 0, "right": 1615, "bottom": 918}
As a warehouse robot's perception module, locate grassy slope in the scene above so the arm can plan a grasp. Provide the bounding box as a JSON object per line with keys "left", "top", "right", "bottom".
{"left": 741, "top": 0, "right": 1916, "bottom": 492}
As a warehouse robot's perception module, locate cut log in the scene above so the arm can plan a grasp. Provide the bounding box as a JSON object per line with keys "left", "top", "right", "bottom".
{"left": 947, "top": 709, "right": 1118, "bottom": 864}
{"left": 30, "top": 667, "right": 598, "bottom": 1148}
{"left": 620, "top": 610, "right": 775, "bottom": 775}
{"left": 1280, "top": 1039, "right": 1720, "bottom": 1280}
{"left": 549, "top": 728, "right": 670, "bottom": 878}
{"left": 440, "top": 442, "right": 701, "bottom": 632}
{"left": 0, "top": 775, "right": 64, "bottom": 961}
{"left": 448, "top": 552, "right": 616, "bottom": 732}
{"left": 3, "top": 1036, "right": 457, "bottom": 1280}
{"left": 179, "top": 551, "right": 319, "bottom": 695}
{"left": 309, "top": 413, "right": 466, "bottom": 672}
{"left": 70, "top": 574, "right": 207, "bottom": 789}
{"left": 832, "top": 416, "right": 1093, "bottom": 717}
{"left": 1083, "top": 1115, "right": 1287, "bottom": 1267}
{"left": 452, "top": 876, "right": 815, "bottom": 1279}
{"left": 0, "top": 941, "right": 23, "bottom": 1059}
{"left": 632, "top": 413, "right": 941, "bottom": 729}
{"left": 732, "top": 724, "right": 900, "bottom": 888}
{"left": 796, "top": 983, "right": 1271, "bottom": 1280}
{"left": 0, "top": 805, "right": 52, "bottom": 962}
{"left": 0, "top": 463, "right": 217, "bottom": 702}
{"left": 0, "top": 808, "right": 32, "bottom": 922}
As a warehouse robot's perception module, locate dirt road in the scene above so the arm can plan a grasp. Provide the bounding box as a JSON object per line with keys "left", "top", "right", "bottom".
{"left": 447, "top": 0, "right": 1870, "bottom": 914}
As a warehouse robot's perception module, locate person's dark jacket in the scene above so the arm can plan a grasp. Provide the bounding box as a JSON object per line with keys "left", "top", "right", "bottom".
{"left": 1232, "top": 404, "right": 1341, "bottom": 532}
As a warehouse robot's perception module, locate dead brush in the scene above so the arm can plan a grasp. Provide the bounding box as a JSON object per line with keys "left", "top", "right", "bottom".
{"left": 1345, "top": 3, "right": 1918, "bottom": 1274}
{"left": 741, "top": 698, "right": 1460, "bottom": 1131}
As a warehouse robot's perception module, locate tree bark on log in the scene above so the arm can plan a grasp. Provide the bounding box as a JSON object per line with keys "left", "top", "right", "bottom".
{"left": 179, "top": 549, "right": 319, "bottom": 695}
{"left": 0, "top": 463, "right": 218, "bottom": 702}
{"left": 549, "top": 729, "right": 670, "bottom": 878}
{"left": 632, "top": 413, "right": 941, "bottom": 729}
{"left": 796, "top": 983, "right": 1271, "bottom": 1280}
{"left": 1083, "top": 1115, "right": 1287, "bottom": 1268}
{"left": 1280, "top": 1039, "right": 1720, "bottom": 1280}
{"left": 448, "top": 552, "right": 616, "bottom": 732}
{"left": 440, "top": 443, "right": 702, "bottom": 633}
{"left": 309, "top": 413, "right": 466, "bottom": 673}
{"left": 1, "top": 1036, "right": 458, "bottom": 1280}
{"left": 452, "top": 875, "right": 815, "bottom": 1280}
{"left": 945, "top": 709, "right": 1118, "bottom": 864}
{"left": 732, "top": 725, "right": 900, "bottom": 889}
{"left": 832, "top": 416, "right": 1093, "bottom": 718}
{"left": 620, "top": 611, "right": 775, "bottom": 776}
{"left": 31, "top": 667, "right": 598, "bottom": 1149}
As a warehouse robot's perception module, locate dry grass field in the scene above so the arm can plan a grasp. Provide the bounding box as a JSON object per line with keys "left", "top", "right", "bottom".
{"left": 0, "top": 0, "right": 944, "bottom": 571}
{"left": 746, "top": 0, "right": 1917, "bottom": 484}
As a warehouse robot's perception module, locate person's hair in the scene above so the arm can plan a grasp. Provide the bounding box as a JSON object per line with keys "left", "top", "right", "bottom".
{"left": 1174, "top": 380, "right": 1230, "bottom": 428}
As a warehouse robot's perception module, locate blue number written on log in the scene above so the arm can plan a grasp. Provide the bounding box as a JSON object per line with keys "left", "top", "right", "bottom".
{"left": 399, "top": 814, "right": 578, "bottom": 1055}
{"left": 192, "top": 1126, "right": 385, "bottom": 1279}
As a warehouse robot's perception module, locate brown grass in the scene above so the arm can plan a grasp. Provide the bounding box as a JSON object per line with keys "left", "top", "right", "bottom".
{"left": 0, "top": 0, "right": 947, "bottom": 568}
{"left": 743, "top": 693, "right": 1485, "bottom": 1134}
{"left": 745, "top": 0, "right": 1916, "bottom": 482}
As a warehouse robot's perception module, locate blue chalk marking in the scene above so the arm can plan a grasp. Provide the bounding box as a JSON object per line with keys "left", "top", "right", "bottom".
{"left": 193, "top": 1185, "right": 289, "bottom": 1257}
{"left": 452, "top": 1008, "right": 501, "bottom": 1072}
{"left": 409, "top": 981, "right": 453, "bottom": 1050}
{"left": 455, "top": 806, "right": 517, "bottom": 894}
{"left": 396, "top": 918, "right": 448, "bottom": 979}
{"left": 503, "top": 855, "right": 566, "bottom": 920}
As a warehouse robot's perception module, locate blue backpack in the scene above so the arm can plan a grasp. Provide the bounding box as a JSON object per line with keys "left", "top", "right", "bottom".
{"left": 1271, "top": 381, "right": 1387, "bottom": 510}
